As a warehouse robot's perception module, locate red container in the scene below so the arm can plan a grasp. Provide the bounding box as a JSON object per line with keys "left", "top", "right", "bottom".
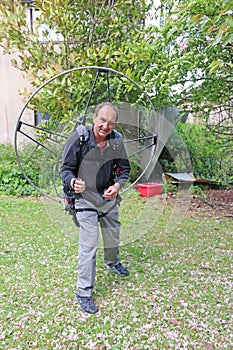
{"left": 138, "top": 183, "right": 162, "bottom": 197}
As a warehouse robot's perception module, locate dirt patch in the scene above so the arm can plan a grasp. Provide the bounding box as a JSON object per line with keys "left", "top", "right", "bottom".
{"left": 166, "top": 189, "right": 233, "bottom": 219}
{"left": 188, "top": 190, "right": 233, "bottom": 218}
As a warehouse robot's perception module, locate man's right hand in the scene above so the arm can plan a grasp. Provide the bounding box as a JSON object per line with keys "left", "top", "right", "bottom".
{"left": 70, "top": 178, "right": 86, "bottom": 193}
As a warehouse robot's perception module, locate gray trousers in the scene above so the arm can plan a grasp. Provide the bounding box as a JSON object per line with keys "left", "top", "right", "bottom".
{"left": 75, "top": 198, "right": 120, "bottom": 297}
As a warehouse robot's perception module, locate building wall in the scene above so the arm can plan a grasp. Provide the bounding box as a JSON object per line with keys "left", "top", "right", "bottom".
{"left": 0, "top": 2, "right": 36, "bottom": 145}
{"left": 0, "top": 49, "right": 33, "bottom": 145}
{"left": 0, "top": 3, "right": 63, "bottom": 146}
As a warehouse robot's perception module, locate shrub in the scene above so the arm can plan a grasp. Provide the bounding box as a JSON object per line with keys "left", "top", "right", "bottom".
{"left": 0, "top": 144, "right": 40, "bottom": 196}
{"left": 159, "top": 121, "right": 233, "bottom": 186}
{"left": 178, "top": 122, "right": 232, "bottom": 185}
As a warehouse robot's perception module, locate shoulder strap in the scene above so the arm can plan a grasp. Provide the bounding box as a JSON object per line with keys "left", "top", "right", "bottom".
{"left": 112, "top": 129, "right": 122, "bottom": 139}
{"left": 75, "top": 125, "right": 90, "bottom": 144}
{"left": 75, "top": 125, "right": 90, "bottom": 165}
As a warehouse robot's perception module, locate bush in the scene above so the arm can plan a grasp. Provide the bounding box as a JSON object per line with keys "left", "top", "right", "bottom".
{"left": 159, "top": 121, "right": 233, "bottom": 186}
{"left": 178, "top": 122, "right": 233, "bottom": 185}
{"left": 0, "top": 144, "right": 40, "bottom": 196}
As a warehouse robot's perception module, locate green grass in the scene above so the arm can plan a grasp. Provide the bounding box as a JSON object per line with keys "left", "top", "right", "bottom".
{"left": 0, "top": 195, "right": 232, "bottom": 349}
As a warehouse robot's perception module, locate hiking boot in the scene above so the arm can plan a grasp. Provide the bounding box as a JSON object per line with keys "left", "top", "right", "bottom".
{"left": 76, "top": 294, "right": 98, "bottom": 314}
{"left": 106, "top": 262, "right": 129, "bottom": 277}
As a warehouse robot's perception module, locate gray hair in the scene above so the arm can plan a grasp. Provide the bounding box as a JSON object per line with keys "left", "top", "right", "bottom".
{"left": 94, "top": 102, "right": 118, "bottom": 122}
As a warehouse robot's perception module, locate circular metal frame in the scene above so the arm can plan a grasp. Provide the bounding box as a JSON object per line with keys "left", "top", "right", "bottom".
{"left": 14, "top": 66, "right": 157, "bottom": 200}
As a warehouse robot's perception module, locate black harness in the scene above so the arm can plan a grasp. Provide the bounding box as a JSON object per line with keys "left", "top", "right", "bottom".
{"left": 63, "top": 126, "right": 119, "bottom": 227}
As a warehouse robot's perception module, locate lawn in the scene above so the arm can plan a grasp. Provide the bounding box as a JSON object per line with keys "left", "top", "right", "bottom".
{"left": 0, "top": 194, "right": 232, "bottom": 349}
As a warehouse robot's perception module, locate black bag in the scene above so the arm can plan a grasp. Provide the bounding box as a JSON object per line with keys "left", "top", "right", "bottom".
{"left": 62, "top": 125, "right": 90, "bottom": 227}
{"left": 62, "top": 184, "right": 80, "bottom": 227}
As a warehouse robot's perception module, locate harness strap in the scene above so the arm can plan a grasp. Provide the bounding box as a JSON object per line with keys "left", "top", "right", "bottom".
{"left": 76, "top": 203, "right": 117, "bottom": 218}
{"left": 76, "top": 208, "right": 98, "bottom": 213}
{"left": 76, "top": 208, "right": 107, "bottom": 219}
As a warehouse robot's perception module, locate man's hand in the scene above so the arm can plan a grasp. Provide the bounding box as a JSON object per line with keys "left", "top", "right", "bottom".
{"left": 70, "top": 178, "right": 86, "bottom": 194}
{"left": 103, "top": 183, "right": 120, "bottom": 200}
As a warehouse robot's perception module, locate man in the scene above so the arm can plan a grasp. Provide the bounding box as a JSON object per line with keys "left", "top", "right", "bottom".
{"left": 60, "top": 102, "right": 131, "bottom": 314}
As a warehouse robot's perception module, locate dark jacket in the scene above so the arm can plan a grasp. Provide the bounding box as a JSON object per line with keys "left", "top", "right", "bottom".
{"left": 59, "top": 125, "right": 130, "bottom": 206}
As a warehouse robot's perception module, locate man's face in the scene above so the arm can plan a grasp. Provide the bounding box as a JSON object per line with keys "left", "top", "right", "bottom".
{"left": 93, "top": 105, "right": 117, "bottom": 141}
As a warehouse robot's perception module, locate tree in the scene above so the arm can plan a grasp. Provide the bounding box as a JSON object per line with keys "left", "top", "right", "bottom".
{"left": 145, "top": 0, "right": 232, "bottom": 107}
{"left": 0, "top": 0, "right": 156, "bottom": 112}
{"left": 1, "top": 0, "right": 231, "bottom": 116}
{"left": 144, "top": 0, "right": 232, "bottom": 181}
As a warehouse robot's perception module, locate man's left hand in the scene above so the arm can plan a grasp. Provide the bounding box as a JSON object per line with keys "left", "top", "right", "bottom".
{"left": 103, "top": 183, "right": 120, "bottom": 200}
